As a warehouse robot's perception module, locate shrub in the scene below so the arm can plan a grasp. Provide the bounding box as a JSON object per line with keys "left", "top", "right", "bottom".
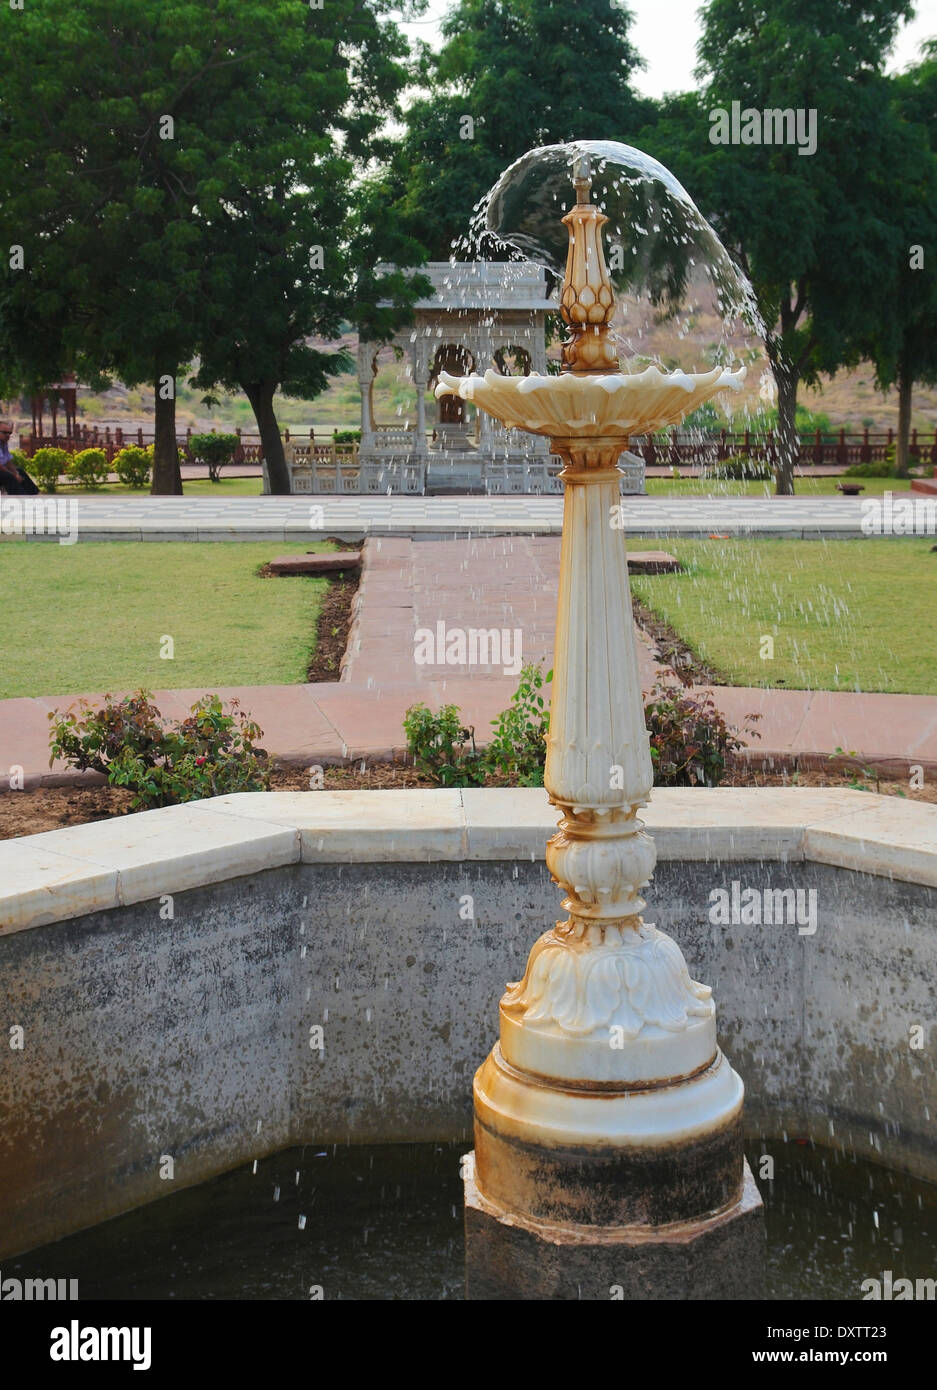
{"left": 189, "top": 431, "right": 239, "bottom": 481}
{"left": 405, "top": 666, "right": 551, "bottom": 788}
{"left": 644, "top": 674, "right": 760, "bottom": 786}
{"left": 403, "top": 702, "right": 486, "bottom": 787}
{"left": 333, "top": 429, "right": 361, "bottom": 444}
{"left": 844, "top": 449, "right": 899, "bottom": 479}
{"left": 405, "top": 666, "right": 759, "bottom": 790}
{"left": 29, "top": 446, "right": 70, "bottom": 492}
{"left": 706, "top": 455, "right": 773, "bottom": 482}
{"left": 67, "top": 447, "right": 110, "bottom": 488}
{"left": 749, "top": 404, "right": 835, "bottom": 437}
{"left": 113, "top": 444, "right": 152, "bottom": 488}
{"left": 486, "top": 663, "right": 551, "bottom": 786}
{"left": 49, "top": 690, "right": 269, "bottom": 810}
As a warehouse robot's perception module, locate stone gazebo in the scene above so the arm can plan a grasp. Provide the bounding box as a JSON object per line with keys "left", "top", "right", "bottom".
{"left": 358, "top": 261, "right": 556, "bottom": 494}
{"left": 281, "top": 260, "right": 647, "bottom": 494}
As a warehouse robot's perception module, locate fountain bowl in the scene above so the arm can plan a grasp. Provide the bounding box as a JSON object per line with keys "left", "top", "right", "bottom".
{"left": 435, "top": 363, "right": 746, "bottom": 440}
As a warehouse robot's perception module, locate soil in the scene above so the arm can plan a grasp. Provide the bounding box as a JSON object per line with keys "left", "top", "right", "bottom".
{"left": 258, "top": 537, "right": 359, "bottom": 683}
{"left": 632, "top": 597, "right": 727, "bottom": 687}
{"left": 304, "top": 575, "right": 358, "bottom": 682}
{"left": 2, "top": 762, "right": 933, "bottom": 842}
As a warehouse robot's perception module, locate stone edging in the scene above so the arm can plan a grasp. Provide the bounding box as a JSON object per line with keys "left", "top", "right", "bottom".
{"left": 1, "top": 787, "right": 935, "bottom": 936}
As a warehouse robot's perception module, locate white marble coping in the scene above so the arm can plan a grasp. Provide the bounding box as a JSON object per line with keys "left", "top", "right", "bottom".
{"left": 1, "top": 787, "right": 935, "bottom": 936}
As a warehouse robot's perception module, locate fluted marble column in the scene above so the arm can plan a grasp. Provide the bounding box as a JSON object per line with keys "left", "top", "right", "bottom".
{"left": 501, "top": 445, "right": 715, "bottom": 1084}
{"left": 472, "top": 436, "right": 745, "bottom": 1229}
{"left": 357, "top": 343, "right": 375, "bottom": 448}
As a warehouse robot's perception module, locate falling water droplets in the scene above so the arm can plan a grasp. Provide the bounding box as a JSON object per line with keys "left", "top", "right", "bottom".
{"left": 459, "top": 138, "right": 765, "bottom": 393}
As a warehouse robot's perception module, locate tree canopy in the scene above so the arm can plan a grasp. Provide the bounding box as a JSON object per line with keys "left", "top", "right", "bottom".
{"left": 2, "top": 0, "right": 936, "bottom": 496}
{"left": 639, "top": 0, "right": 920, "bottom": 492}
{"left": 862, "top": 41, "right": 937, "bottom": 473}
{"left": 391, "top": 0, "right": 650, "bottom": 258}
{"left": 0, "top": 0, "right": 425, "bottom": 491}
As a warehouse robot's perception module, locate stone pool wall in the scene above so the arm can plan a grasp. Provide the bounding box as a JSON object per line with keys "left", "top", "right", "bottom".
{"left": 1, "top": 787, "right": 935, "bottom": 1258}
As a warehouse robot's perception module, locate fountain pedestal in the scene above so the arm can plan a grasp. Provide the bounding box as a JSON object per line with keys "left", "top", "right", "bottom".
{"left": 462, "top": 438, "right": 764, "bottom": 1300}
{"left": 438, "top": 155, "right": 765, "bottom": 1301}
{"left": 463, "top": 1158, "right": 764, "bottom": 1301}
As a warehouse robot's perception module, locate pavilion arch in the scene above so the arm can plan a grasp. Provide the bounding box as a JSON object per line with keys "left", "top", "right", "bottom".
{"left": 429, "top": 344, "right": 476, "bottom": 425}
{"left": 493, "top": 345, "right": 532, "bottom": 377}
{"left": 352, "top": 261, "right": 615, "bottom": 494}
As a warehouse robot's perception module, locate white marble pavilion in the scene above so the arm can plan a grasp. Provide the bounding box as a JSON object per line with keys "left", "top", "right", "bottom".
{"left": 357, "top": 261, "right": 557, "bottom": 493}
{"left": 278, "top": 261, "right": 646, "bottom": 494}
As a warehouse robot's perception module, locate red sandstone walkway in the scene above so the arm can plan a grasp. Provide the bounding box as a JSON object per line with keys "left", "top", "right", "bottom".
{"left": 3, "top": 536, "right": 936, "bottom": 789}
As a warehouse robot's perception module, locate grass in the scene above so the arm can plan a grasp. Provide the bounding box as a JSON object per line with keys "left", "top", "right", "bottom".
{"left": 0, "top": 542, "right": 333, "bottom": 699}
{"left": 628, "top": 536, "right": 937, "bottom": 695}
{"left": 643, "top": 475, "right": 909, "bottom": 497}
{"left": 45, "top": 476, "right": 265, "bottom": 498}
{"left": 45, "top": 473, "right": 915, "bottom": 499}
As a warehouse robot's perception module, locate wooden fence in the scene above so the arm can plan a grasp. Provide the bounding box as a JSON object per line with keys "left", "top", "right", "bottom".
{"left": 638, "top": 427, "right": 937, "bottom": 469}
{"left": 17, "top": 424, "right": 316, "bottom": 466}
{"left": 18, "top": 424, "right": 937, "bottom": 470}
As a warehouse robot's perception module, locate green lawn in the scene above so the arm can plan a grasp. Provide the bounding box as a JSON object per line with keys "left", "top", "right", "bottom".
{"left": 52, "top": 476, "right": 265, "bottom": 497}
{"left": 46, "top": 473, "right": 911, "bottom": 499}
{"left": 643, "top": 475, "right": 906, "bottom": 497}
{"left": 4, "top": 529, "right": 932, "bottom": 704}
{"left": 628, "top": 536, "right": 937, "bottom": 694}
{"left": 0, "top": 542, "right": 332, "bottom": 699}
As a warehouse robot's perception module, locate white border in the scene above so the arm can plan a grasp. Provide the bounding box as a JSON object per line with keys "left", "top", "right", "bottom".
{"left": 1, "top": 787, "right": 935, "bottom": 935}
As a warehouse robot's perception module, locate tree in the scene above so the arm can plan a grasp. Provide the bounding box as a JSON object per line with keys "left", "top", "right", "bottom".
{"left": 191, "top": 165, "right": 430, "bottom": 493}
{"left": 391, "top": 0, "right": 650, "bottom": 258}
{"left": 642, "top": 0, "right": 916, "bottom": 493}
{"left": 187, "top": 0, "right": 430, "bottom": 490}
{"left": 0, "top": 1, "right": 222, "bottom": 492}
{"left": 0, "top": 0, "right": 422, "bottom": 494}
{"left": 865, "top": 44, "right": 937, "bottom": 475}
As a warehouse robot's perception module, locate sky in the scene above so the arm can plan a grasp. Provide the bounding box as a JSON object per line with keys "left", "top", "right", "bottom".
{"left": 397, "top": 0, "right": 937, "bottom": 97}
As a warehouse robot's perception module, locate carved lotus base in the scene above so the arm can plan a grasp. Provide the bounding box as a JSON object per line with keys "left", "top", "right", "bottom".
{"left": 500, "top": 919, "right": 718, "bottom": 1084}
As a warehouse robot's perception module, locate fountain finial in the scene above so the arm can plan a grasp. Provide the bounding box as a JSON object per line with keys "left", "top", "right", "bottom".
{"left": 572, "top": 153, "right": 592, "bottom": 205}
{"left": 560, "top": 156, "right": 618, "bottom": 374}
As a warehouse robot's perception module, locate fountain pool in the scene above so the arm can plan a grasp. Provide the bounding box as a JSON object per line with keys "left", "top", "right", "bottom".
{"left": 7, "top": 1138, "right": 936, "bottom": 1301}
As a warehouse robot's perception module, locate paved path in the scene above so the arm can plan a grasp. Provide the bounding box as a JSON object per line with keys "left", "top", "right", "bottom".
{"left": 3, "top": 537, "right": 935, "bottom": 790}
{"left": 6, "top": 492, "right": 898, "bottom": 541}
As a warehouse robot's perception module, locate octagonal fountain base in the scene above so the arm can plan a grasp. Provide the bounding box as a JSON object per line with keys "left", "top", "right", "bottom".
{"left": 464, "top": 1155, "right": 764, "bottom": 1301}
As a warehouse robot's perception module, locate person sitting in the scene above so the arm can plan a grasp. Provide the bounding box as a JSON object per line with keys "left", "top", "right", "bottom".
{"left": 0, "top": 422, "right": 38, "bottom": 494}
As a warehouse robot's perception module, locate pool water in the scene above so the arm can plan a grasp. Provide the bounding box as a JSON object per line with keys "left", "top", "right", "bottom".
{"left": 10, "top": 1140, "right": 937, "bottom": 1301}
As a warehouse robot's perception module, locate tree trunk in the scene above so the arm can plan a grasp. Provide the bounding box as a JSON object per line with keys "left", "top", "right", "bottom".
{"left": 243, "top": 380, "right": 289, "bottom": 493}
{"left": 895, "top": 357, "right": 912, "bottom": 478}
{"left": 773, "top": 362, "right": 799, "bottom": 496}
{"left": 151, "top": 371, "right": 182, "bottom": 495}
